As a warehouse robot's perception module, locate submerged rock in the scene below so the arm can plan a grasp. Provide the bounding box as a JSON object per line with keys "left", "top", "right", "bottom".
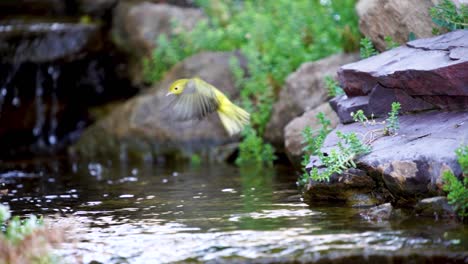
{"left": 284, "top": 103, "right": 339, "bottom": 167}
{"left": 71, "top": 51, "right": 245, "bottom": 162}
{"left": 265, "top": 53, "right": 359, "bottom": 149}
{"left": 338, "top": 30, "right": 468, "bottom": 111}
{"left": 356, "top": 0, "right": 439, "bottom": 51}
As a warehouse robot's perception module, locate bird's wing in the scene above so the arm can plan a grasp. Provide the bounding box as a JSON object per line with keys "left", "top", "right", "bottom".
{"left": 169, "top": 79, "right": 220, "bottom": 121}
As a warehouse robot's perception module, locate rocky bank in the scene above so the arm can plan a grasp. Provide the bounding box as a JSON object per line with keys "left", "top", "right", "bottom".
{"left": 301, "top": 30, "right": 468, "bottom": 218}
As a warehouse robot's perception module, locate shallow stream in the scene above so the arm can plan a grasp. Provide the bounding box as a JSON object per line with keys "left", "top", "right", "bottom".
{"left": 0, "top": 159, "right": 467, "bottom": 263}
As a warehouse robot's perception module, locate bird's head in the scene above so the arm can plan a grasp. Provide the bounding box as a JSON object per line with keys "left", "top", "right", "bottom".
{"left": 167, "top": 79, "right": 189, "bottom": 96}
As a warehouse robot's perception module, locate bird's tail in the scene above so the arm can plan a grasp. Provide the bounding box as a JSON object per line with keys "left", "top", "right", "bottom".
{"left": 217, "top": 101, "right": 250, "bottom": 136}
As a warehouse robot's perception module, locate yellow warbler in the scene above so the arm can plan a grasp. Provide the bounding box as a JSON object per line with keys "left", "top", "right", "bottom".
{"left": 166, "top": 77, "right": 250, "bottom": 136}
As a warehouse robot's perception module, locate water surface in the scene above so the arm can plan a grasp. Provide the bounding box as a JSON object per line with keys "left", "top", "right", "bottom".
{"left": 0, "top": 160, "right": 467, "bottom": 263}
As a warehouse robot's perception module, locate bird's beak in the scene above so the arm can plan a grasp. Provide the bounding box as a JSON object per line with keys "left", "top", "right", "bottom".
{"left": 166, "top": 92, "right": 173, "bottom": 96}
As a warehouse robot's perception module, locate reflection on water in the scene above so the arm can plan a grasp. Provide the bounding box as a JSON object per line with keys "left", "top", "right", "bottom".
{"left": 0, "top": 160, "right": 467, "bottom": 263}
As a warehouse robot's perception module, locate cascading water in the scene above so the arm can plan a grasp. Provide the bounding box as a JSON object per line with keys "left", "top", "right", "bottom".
{"left": 47, "top": 65, "right": 59, "bottom": 146}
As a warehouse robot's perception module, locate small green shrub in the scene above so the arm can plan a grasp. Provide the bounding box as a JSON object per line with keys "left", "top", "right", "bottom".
{"left": 442, "top": 145, "right": 468, "bottom": 218}
{"left": 384, "top": 36, "right": 399, "bottom": 50}
{"left": 430, "top": 0, "right": 468, "bottom": 32}
{"left": 236, "top": 127, "right": 276, "bottom": 167}
{"left": 455, "top": 145, "right": 468, "bottom": 175}
{"left": 299, "top": 113, "right": 370, "bottom": 184}
{"left": 443, "top": 171, "right": 468, "bottom": 218}
{"left": 0, "top": 204, "right": 63, "bottom": 263}
{"left": 360, "top": 37, "right": 378, "bottom": 58}
{"left": 324, "top": 76, "right": 344, "bottom": 97}
{"left": 384, "top": 102, "right": 401, "bottom": 136}
{"left": 350, "top": 109, "right": 369, "bottom": 125}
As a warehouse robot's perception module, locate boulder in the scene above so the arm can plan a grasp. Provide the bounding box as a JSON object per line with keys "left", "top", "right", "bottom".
{"left": 265, "top": 53, "right": 360, "bottom": 149}
{"left": 311, "top": 111, "right": 468, "bottom": 206}
{"left": 70, "top": 51, "right": 245, "bottom": 162}
{"left": 356, "top": 0, "right": 439, "bottom": 51}
{"left": 284, "top": 103, "right": 339, "bottom": 166}
{"left": 112, "top": 2, "right": 205, "bottom": 84}
{"left": 415, "top": 196, "right": 456, "bottom": 219}
{"left": 338, "top": 30, "right": 468, "bottom": 111}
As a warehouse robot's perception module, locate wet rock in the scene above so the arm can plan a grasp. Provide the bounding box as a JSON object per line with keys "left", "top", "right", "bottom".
{"left": 302, "top": 168, "right": 381, "bottom": 207}
{"left": 0, "top": 0, "right": 69, "bottom": 17}
{"left": 0, "top": 22, "right": 102, "bottom": 63}
{"left": 338, "top": 30, "right": 468, "bottom": 111}
{"left": 265, "top": 53, "right": 359, "bottom": 149}
{"left": 112, "top": 2, "right": 205, "bottom": 84}
{"left": 318, "top": 111, "right": 468, "bottom": 206}
{"left": 78, "top": 0, "right": 118, "bottom": 17}
{"left": 356, "top": 0, "right": 438, "bottom": 51}
{"left": 415, "top": 196, "right": 456, "bottom": 219}
{"left": 284, "top": 103, "right": 339, "bottom": 167}
{"left": 71, "top": 51, "right": 245, "bottom": 162}
{"left": 329, "top": 95, "right": 370, "bottom": 124}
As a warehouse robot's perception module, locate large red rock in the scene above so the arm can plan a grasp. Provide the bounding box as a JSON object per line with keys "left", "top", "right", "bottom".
{"left": 338, "top": 30, "right": 468, "bottom": 111}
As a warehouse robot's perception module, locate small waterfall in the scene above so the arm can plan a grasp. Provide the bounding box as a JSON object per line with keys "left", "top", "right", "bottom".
{"left": 47, "top": 65, "right": 60, "bottom": 145}
{"left": 33, "top": 67, "right": 46, "bottom": 147}
{"left": 0, "top": 65, "right": 19, "bottom": 115}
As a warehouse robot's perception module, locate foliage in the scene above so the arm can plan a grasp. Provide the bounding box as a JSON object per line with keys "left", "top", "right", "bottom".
{"left": 384, "top": 36, "right": 399, "bottom": 50}
{"left": 299, "top": 113, "right": 370, "bottom": 184}
{"left": 0, "top": 204, "right": 62, "bottom": 263}
{"left": 455, "top": 145, "right": 468, "bottom": 175}
{"left": 324, "top": 76, "right": 344, "bottom": 97}
{"left": 144, "top": 0, "right": 361, "bottom": 166}
{"left": 442, "top": 145, "right": 468, "bottom": 218}
{"left": 190, "top": 154, "right": 202, "bottom": 166}
{"left": 430, "top": 0, "right": 468, "bottom": 33}
{"left": 384, "top": 102, "right": 401, "bottom": 136}
{"left": 350, "top": 109, "right": 369, "bottom": 125}
{"left": 443, "top": 171, "right": 468, "bottom": 218}
{"left": 360, "top": 37, "right": 378, "bottom": 58}
{"left": 235, "top": 127, "right": 276, "bottom": 167}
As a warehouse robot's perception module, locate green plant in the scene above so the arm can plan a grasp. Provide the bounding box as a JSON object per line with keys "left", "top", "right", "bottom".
{"left": 455, "top": 145, "right": 468, "bottom": 175}
{"left": 443, "top": 171, "right": 468, "bottom": 218}
{"left": 384, "top": 36, "right": 399, "bottom": 50}
{"left": 384, "top": 102, "right": 401, "bottom": 136}
{"left": 144, "top": 0, "right": 360, "bottom": 166}
{"left": 430, "top": 0, "right": 468, "bottom": 32}
{"left": 324, "top": 76, "right": 344, "bottom": 97}
{"left": 299, "top": 113, "right": 370, "bottom": 184}
{"left": 190, "top": 154, "right": 202, "bottom": 166}
{"left": 299, "top": 113, "right": 332, "bottom": 184}
{"left": 351, "top": 109, "right": 369, "bottom": 125}
{"left": 442, "top": 145, "right": 468, "bottom": 218}
{"left": 235, "top": 126, "right": 276, "bottom": 167}
{"left": 0, "top": 205, "right": 63, "bottom": 263}
{"left": 360, "top": 37, "right": 378, "bottom": 59}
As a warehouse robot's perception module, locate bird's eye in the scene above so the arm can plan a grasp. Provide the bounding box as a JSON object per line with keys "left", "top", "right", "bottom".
{"left": 174, "top": 87, "right": 179, "bottom": 90}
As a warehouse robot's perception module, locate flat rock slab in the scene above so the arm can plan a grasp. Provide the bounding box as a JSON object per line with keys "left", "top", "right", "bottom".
{"left": 338, "top": 30, "right": 468, "bottom": 110}
{"left": 316, "top": 111, "right": 468, "bottom": 205}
